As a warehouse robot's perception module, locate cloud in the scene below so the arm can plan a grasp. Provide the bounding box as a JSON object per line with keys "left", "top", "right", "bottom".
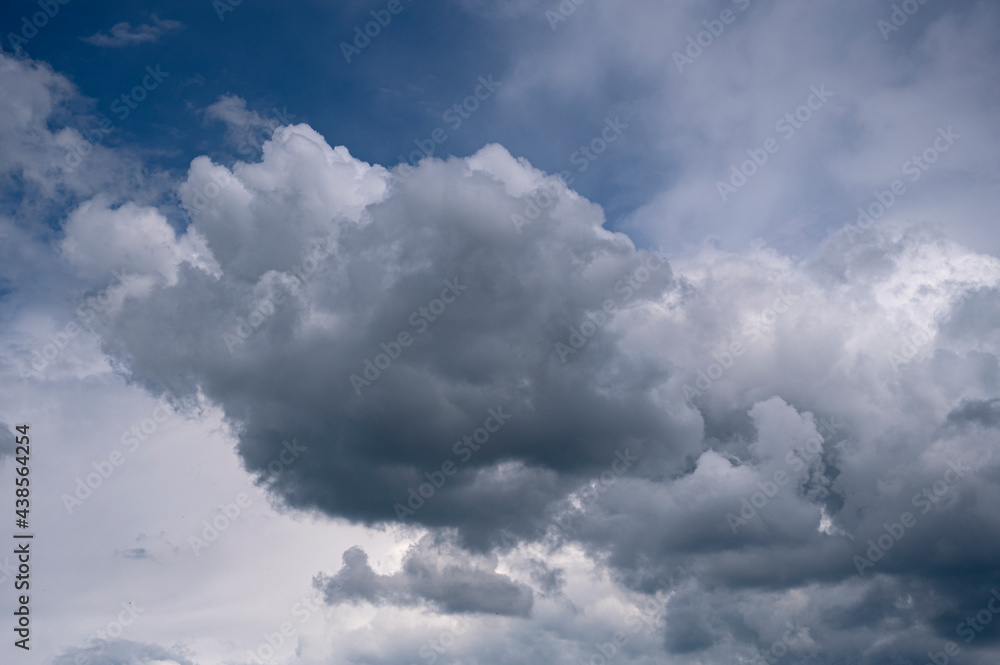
{"left": 947, "top": 397, "right": 1000, "bottom": 429}
{"left": 316, "top": 534, "right": 534, "bottom": 616}
{"left": 80, "top": 16, "right": 183, "bottom": 48}
{"left": 60, "top": 196, "right": 216, "bottom": 284}
{"left": 84, "top": 118, "right": 1000, "bottom": 661}
{"left": 0, "top": 421, "right": 14, "bottom": 457}
{"left": 98, "top": 125, "right": 678, "bottom": 551}
{"left": 50, "top": 639, "right": 195, "bottom": 665}
{"left": 203, "top": 95, "right": 296, "bottom": 157}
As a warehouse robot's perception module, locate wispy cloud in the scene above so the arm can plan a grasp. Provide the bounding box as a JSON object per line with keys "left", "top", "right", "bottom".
{"left": 80, "top": 15, "right": 182, "bottom": 48}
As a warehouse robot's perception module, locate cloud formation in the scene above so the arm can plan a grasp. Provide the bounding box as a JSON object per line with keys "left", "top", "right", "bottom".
{"left": 76, "top": 116, "right": 1000, "bottom": 662}
{"left": 80, "top": 16, "right": 183, "bottom": 48}
{"left": 315, "top": 534, "right": 534, "bottom": 616}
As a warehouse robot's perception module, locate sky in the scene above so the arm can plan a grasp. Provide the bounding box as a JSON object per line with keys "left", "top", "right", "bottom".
{"left": 0, "top": 1, "right": 999, "bottom": 664}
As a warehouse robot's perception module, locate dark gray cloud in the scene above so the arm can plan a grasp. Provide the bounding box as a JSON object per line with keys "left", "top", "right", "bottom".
{"left": 95, "top": 134, "right": 679, "bottom": 551}
{"left": 947, "top": 397, "right": 1000, "bottom": 428}
{"left": 315, "top": 534, "right": 533, "bottom": 616}
{"left": 82, "top": 121, "right": 1000, "bottom": 663}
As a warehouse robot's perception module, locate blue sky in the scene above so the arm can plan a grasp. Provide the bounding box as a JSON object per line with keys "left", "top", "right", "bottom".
{"left": 5, "top": 0, "right": 985, "bottom": 251}
{"left": 2, "top": 2, "right": 1000, "bottom": 665}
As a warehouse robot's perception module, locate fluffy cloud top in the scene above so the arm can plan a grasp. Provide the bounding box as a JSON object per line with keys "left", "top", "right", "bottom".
{"left": 74, "top": 117, "right": 1000, "bottom": 662}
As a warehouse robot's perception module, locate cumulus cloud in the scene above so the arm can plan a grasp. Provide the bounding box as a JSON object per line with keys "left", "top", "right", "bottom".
{"left": 316, "top": 534, "right": 534, "bottom": 616}
{"left": 80, "top": 16, "right": 183, "bottom": 48}
{"left": 60, "top": 196, "right": 216, "bottom": 284}
{"left": 82, "top": 118, "right": 1000, "bottom": 662}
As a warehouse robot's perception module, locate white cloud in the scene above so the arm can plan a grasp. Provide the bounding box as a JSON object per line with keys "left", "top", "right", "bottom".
{"left": 80, "top": 16, "right": 183, "bottom": 48}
